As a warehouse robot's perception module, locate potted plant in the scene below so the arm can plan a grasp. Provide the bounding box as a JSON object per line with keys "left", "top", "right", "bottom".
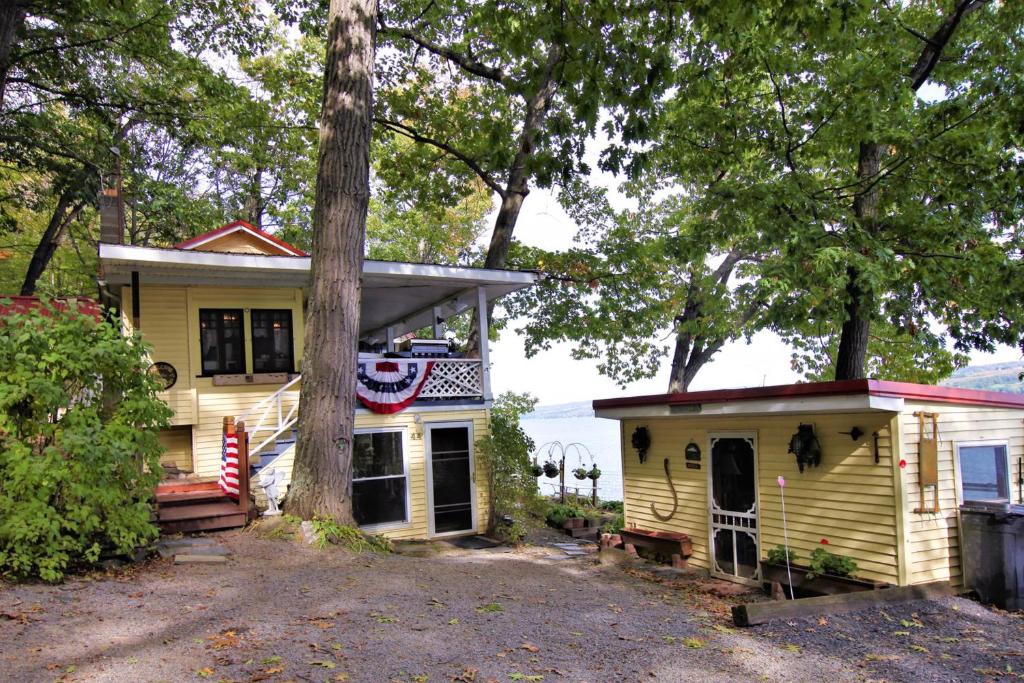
{"left": 572, "top": 466, "right": 588, "bottom": 480}
{"left": 530, "top": 459, "right": 544, "bottom": 478}
{"left": 761, "top": 540, "right": 881, "bottom": 595}
{"left": 542, "top": 460, "right": 560, "bottom": 478}
{"left": 587, "top": 465, "right": 601, "bottom": 481}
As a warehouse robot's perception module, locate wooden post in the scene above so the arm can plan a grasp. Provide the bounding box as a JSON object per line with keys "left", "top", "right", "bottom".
{"left": 559, "top": 454, "right": 565, "bottom": 504}
{"left": 432, "top": 306, "right": 443, "bottom": 339}
{"left": 130, "top": 270, "right": 140, "bottom": 330}
{"left": 592, "top": 476, "right": 598, "bottom": 506}
{"left": 385, "top": 326, "right": 395, "bottom": 353}
{"left": 235, "top": 420, "right": 251, "bottom": 518}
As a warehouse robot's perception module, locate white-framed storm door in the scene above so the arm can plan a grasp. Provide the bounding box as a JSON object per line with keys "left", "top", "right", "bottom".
{"left": 708, "top": 432, "right": 761, "bottom": 584}
{"left": 425, "top": 421, "right": 477, "bottom": 537}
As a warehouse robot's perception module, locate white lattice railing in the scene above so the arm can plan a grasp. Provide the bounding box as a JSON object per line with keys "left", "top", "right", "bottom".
{"left": 419, "top": 359, "right": 484, "bottom": 399}
{"left": 236, "top": 375, "right": 301, "bottom": 458}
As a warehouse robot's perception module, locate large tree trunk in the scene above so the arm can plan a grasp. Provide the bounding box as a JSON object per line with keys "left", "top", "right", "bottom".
{"left": 20, "top": 191, "right": 86, "bottom": 295}
{"left": 285, "top": 0, "right": 375, "bottom": 523}
{"left": 0, "top": 1, "right": 27, "bottom": 111}
{"left": 834, "top": 141, "right": 884, "bottom": 380}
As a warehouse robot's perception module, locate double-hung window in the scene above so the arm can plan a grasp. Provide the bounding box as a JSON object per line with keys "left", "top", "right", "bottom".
{"left": 199, "top": 309, "right": 245, "bottom": 375}
{"left": 352, "top": 430, "right": 409, "bottom": 528}
{"left": 957, "top": 442, "right": 1010, "bottom": 503}
{"left": 251, "top": 309, "right": 294, "bottom": 373}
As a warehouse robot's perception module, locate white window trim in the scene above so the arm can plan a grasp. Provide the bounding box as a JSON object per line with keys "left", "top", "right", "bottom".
{"left": 424, "top": 421, "right": 477, "bottom": 538}
{"left": 954, "top": 440, "right": 1011, "bottom": 504}
{"left": 353, "top": 427, "right": 412, "bottom": 533}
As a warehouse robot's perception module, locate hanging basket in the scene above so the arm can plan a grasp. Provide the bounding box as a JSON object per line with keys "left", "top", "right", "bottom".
{"left": 530, "top": 462, "right": 544, "bottom": 478}
{"left": 542, "top": 461, "right": 560, "bottom": 478}
{"left": 587, "top": 466, "right": 602, "bottom": 481}
{"left": 572, "top": 467, "right": 588, "bottom": 481}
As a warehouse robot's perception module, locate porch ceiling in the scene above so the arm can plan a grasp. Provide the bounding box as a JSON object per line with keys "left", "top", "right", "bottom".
{"left": 98, "top": 244, "right": 537, "bottom": 338}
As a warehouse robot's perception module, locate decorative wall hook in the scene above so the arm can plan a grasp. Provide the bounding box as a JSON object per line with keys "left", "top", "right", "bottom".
{"left": 839, "top": 426, "right": 864, "bottom": 441}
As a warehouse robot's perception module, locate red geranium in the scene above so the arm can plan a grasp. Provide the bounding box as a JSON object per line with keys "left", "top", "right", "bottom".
{"left": 820, "top": 538, "right": 829, "bottom": 545}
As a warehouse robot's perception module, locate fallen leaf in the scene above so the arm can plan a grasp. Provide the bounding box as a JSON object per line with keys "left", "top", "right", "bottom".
{"left": 521, "top": 643, "right": 540, "bottom": 653}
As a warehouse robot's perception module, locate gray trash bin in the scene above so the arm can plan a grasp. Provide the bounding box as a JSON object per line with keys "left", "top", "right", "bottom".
{"left": 960, "top": 501, "right": 1024, "bottom": 611}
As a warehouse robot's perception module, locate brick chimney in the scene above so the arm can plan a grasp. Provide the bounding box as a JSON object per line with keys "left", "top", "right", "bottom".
{"left": 99, "top": 150, "right": 125, "bottom": 245}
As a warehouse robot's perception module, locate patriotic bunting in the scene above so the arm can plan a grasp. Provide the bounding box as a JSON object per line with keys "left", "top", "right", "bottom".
{"left": 356, "top": 359, "right": 435, "bottom": 414}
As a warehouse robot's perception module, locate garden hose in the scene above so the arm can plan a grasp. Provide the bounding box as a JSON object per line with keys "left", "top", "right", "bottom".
{"left": 651, "top": 457, "right": 678, "bottom": 521}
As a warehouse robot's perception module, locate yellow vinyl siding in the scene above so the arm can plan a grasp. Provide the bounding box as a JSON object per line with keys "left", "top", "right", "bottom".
{"left": 158, "top": 426, "right": 193, "bottom": 471}
{"left": 253, "top": 408, "right": 491, "bottom": 541}
{"left": 122, "top": 284, "right": 195, "bottom": 426}
{"left": 620, "top": 412, "right": 900, "bottom": 584}
{"left": 898, "top": 401, "right": 1024, "bottom": 587}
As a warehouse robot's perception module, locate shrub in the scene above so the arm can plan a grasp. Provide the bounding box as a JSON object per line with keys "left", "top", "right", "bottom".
{"left": 476, "top": 392, "right": 541, "bottom": 541}
{"left": 598, "top": 500, "right": 624, "bottom": 513}
{"left": 0, "top": 304, "right": 171, "bottom": 581}
{"left": 600, "top": 513, "right": 624, "bottom": 534}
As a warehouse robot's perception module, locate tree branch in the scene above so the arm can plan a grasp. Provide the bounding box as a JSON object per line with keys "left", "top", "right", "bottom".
{"left": 909, "top": 0, "right": 989, "bottom": 90}
{"left": 377, "top": 21, "right": 510, "bottom": 87}
{"left": 374, "top": 117, "right": 506, "bottom": 197}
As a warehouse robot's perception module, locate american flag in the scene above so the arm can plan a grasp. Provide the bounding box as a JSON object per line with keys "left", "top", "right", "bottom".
{"left": 219, "top": 427, "right": 240, "bottom": 499}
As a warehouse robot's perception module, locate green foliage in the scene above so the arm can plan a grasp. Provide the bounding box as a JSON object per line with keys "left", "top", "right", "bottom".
{"left": 598, "top": 500, "right": 624, "bottom": 513}
{"left": 806, "top": 547, "right": 858, "bottom": 580}
{"left": 600, "top": 513, "right": 624, "bottom": 535}
{"left": 309, "top": 517, "right": 392, "bottom": 554}
{"left": 476, "top": 392, "right": 540, "bottom": 542}
{"left": 544, "top": 503, "right": 585, "bottom": 528}
{"left": 766, "top": 544, "right": 799, "bottom": 565}
{"left": 0, "top": 305, "right": 172, "bottom": 581}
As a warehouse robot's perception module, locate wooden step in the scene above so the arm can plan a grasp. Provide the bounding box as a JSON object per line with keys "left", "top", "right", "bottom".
{"left": 567, "top": 526, "right": 599, "bottom": 540}
{"left": 156, "top": 489, "right": 233, "bottom": 506}
{"left": 157, "top": 479, "right": 220, "bottom": 495}
{"left": 159, "top": 512, "right": 249, "bottom": 534}
{"left": 158, "top": 501, "right": 244, "bottom": 522}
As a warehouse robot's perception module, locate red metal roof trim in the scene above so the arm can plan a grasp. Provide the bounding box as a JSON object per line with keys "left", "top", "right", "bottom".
{"left": 593, "top": 378, "right": 1024, "bottom": 411}
{"left": 174, "top": 220, "right": 308, "bottom": 256}
{"left": 0, "top": 296, "right": 103, "bottom": 321}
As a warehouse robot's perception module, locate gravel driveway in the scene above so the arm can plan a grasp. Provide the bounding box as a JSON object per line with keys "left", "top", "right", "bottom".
{"left": 1, "top": 530, "right": 1021, "bottom": 682}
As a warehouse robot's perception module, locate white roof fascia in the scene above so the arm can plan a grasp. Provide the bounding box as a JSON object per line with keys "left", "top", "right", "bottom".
{"left": 594, "top": 394, "right": 904, "bottom": 421}
{"left": 99, "top": 243, "right": 309, "bottom": 272}
{"left": 98, "top": 244, "right": 539, "bottom": 287}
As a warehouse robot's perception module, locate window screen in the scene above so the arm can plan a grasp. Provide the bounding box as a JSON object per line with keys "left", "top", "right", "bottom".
{"left": 959, "top": 444, "right": 1009, "bottom": 502}
{"left": 352, "top": 431, "right": 407, "bottom": 527}
{"left": 251, "top": 309, "right": 294, "bottom": 373}
{"left": 199, "top": 309, "right": 245, "bottom": 375}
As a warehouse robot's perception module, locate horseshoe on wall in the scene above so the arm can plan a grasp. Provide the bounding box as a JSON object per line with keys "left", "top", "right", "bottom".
{"left": 651, "top": 457, "right": 678, "bottom": 521}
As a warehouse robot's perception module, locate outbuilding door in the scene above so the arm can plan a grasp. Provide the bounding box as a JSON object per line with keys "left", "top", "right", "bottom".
{"left": 425, "top": 422, "right": 477, "bottom": 537}
{"left": 708, "top": 433, "right": 760, "bottom": 584}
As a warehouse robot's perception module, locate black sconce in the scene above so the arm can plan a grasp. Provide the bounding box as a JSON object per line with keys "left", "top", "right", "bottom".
{"left": 631, "top": 426, "right": 651, "bottom": 464}
{"left": 788, "top": 423, "right": 822, "bottom": 473}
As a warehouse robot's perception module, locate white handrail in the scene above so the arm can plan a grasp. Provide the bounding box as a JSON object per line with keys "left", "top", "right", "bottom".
{"left": 237, "top": 374, "right": 302, "bottom": 458}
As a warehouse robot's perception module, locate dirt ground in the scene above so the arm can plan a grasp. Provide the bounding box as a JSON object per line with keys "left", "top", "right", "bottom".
{"left": 1, "top": 530, "right": 1022, "bottom": 683}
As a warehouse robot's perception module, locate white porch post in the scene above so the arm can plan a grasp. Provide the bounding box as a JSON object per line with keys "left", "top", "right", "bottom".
{"left": 385, "top": 325, "right": 395, "bottom": 353}
{"left": 476, "top": 286, "right": 492, "bottom": 401}
{"left": 432, "top": 306, "right": 443, "bottom": 339}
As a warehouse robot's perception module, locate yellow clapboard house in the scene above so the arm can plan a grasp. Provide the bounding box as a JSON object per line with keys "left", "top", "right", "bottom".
{"left": 97, "top": 220, "right": 537, "bottom": 537}
{"left": 594, "top": 381, "right": 1024, "bottom": 589}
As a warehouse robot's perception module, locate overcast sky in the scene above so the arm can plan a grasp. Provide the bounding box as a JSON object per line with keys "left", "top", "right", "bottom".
{"left": 486, "top": 185, "right": 1022, "bottom": 406}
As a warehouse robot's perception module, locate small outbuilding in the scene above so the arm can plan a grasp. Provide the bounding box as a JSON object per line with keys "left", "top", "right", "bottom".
{"left": 594, "top": 380, "right": 1024, "bottom": 588}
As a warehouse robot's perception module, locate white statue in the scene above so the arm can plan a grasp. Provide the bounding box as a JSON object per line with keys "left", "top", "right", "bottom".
{"left": 258, "top": 468, "right": 284, "bottom": 516}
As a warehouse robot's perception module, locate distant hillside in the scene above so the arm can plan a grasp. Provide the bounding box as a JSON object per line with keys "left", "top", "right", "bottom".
{"left": 523, "top": 401, "right": 594, "bottom": 420}
{"left": 941, "top": 361, "right": 1024, "bottom": 394}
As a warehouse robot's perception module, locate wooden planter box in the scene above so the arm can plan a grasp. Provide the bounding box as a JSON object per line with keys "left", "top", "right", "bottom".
{"left": 619, "top": 528, "right": 693, "bottom": 569}
{"left": 562, "top": 517, "right": 586, "bottom": 530}
{"left": 761, "top": 561, "right": 887, "bottom": 596}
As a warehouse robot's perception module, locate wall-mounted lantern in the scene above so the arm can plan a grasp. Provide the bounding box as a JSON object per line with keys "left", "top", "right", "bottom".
{"left": 787, "top": 423, "right": 822, "bottom": 473}
{"left": 631, "top": 426, "right": 651, "bottom": 464}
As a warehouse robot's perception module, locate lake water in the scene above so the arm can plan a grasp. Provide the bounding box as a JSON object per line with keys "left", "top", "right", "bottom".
{"left": 520, "top": 415, "right": 624, "bottom": 501}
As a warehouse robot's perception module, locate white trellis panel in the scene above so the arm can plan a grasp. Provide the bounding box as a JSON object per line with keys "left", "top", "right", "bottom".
{"left": 419, "top": 359, "right": 484, "bottom": 399}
